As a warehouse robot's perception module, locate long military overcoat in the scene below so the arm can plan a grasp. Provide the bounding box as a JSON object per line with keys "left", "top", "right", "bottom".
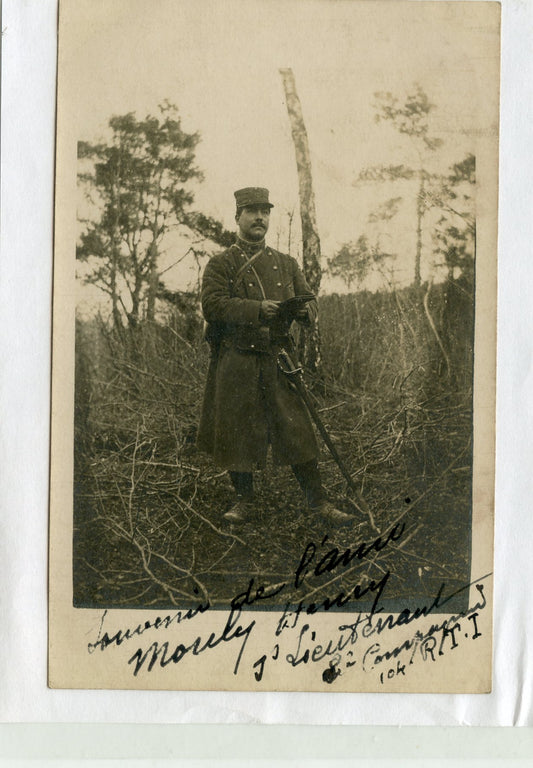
{"left": 197, "top": 243, "right": 319, "bottom": 472}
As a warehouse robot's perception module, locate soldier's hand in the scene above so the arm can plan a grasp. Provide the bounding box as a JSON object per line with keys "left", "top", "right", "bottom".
{"left": 259, "top": 300, "right": 280, "bottom": 323}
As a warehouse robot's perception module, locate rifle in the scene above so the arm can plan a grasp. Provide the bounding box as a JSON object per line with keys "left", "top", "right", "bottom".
{"left": 277, "top": 347, "right": 378, "bottom": 531}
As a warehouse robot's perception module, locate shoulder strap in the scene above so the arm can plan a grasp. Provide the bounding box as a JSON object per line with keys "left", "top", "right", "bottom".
{"left": 230, "top": 246, "right": 266, "bottom": 296}
{"left": 249, "top": 264, "right": 267, "bottom": 300}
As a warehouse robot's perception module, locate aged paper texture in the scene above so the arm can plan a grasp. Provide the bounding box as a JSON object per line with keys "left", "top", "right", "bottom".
{"left": 49, "top": 0, "right": 499, "bottom": 692}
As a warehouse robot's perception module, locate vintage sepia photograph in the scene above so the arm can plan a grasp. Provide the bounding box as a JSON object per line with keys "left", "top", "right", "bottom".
{"left": 49, "top": 0, "right": 499, "bottom": 691}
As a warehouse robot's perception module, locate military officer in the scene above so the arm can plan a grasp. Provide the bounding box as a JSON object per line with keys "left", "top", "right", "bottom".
{"left": 197, "top": 187, "right": 351, "bottom": 524}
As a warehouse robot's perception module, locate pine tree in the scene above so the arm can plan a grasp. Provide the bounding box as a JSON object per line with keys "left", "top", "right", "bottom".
{"left": 77, "top": 102, "right": 202, "bottom": 327}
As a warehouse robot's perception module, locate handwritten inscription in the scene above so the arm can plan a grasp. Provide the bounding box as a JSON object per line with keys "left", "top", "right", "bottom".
{"left": 294, "top": 524, "right": 405, "bottom": 588}
{"left": 88, "top": 600, "right": 210, "bottom": 653}
{"left": 85, "top": 521, "right": 490, "bottom": 686}
{"left": 128, "top": 603, "right": 255, "bottom": 676}
{"left": 254, "top": 581, "right": 487, "bottom": 683}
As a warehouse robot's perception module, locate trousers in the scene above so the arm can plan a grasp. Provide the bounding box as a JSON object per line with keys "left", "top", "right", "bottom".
{"left": 229, "top": 458, "right": 324, "bottom": 509}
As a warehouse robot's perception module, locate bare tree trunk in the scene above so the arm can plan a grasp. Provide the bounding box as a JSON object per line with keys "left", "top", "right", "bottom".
{"left": 414, "top": 172, "right": 425, "bottom": 287}
{"left": 110, "top": 246, "right": 122, "bottom": 329}
{"left": 110, "top": 180, "right": 123, "bottom": 329}
{"left": 280, "top": 67, "right": 321, "bottom": 371}
{"left": 146, "top": 241, "right": 158, "bottom": 322}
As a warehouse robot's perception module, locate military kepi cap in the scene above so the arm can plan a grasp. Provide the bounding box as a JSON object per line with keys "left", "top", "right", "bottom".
{"left": 234, "top": 187, "right": 274, "bottom": 209}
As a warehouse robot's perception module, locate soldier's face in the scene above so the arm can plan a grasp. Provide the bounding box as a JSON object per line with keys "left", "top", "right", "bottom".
{"left": 236, "top": 205, "right": 271, "bottom": 241}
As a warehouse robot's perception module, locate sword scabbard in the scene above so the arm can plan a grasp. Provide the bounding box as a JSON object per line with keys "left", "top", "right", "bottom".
{"left": 277, "top": 346, "right": 377, "bottom": 529}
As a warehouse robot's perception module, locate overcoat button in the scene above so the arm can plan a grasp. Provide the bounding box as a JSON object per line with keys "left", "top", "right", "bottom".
{"left": 251, "top": 344, "right": 255, "bottom": 349}
{"left": 249, "top": 282, "right": 254, "bottom": 287}
{"left": 273, "top": 265, "right": 278, "bottom": 270}
{"left": 276, "top": 282, "right": 282, "bottom": 287}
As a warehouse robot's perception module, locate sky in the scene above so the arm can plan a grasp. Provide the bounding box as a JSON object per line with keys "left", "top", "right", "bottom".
{"left": 62, "top": 0, "right": 499, "bottom": 309}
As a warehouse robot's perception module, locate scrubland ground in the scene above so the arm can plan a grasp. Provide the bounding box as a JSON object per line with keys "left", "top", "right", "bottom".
{"left": 73, "top": 282, "right": 473, "bottom": 614}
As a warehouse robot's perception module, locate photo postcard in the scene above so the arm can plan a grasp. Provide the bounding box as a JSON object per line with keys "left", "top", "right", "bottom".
{"left": 49, "top": 0, "right": 499, "bottom": 692}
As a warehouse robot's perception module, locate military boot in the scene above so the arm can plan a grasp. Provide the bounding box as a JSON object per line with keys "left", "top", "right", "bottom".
{"left": 292, "top": 460, "right": 354, "bottom": 526}
{"left": 223, "top": 496, "right": 255, "bottom": 523}
{"left": 310, "top": 500, "right": 354, "bottom": 526}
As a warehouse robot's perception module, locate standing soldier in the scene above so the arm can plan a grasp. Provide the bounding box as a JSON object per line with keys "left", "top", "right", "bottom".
{"left": 197, "top": 187, "right": 351, "bottom": 524}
